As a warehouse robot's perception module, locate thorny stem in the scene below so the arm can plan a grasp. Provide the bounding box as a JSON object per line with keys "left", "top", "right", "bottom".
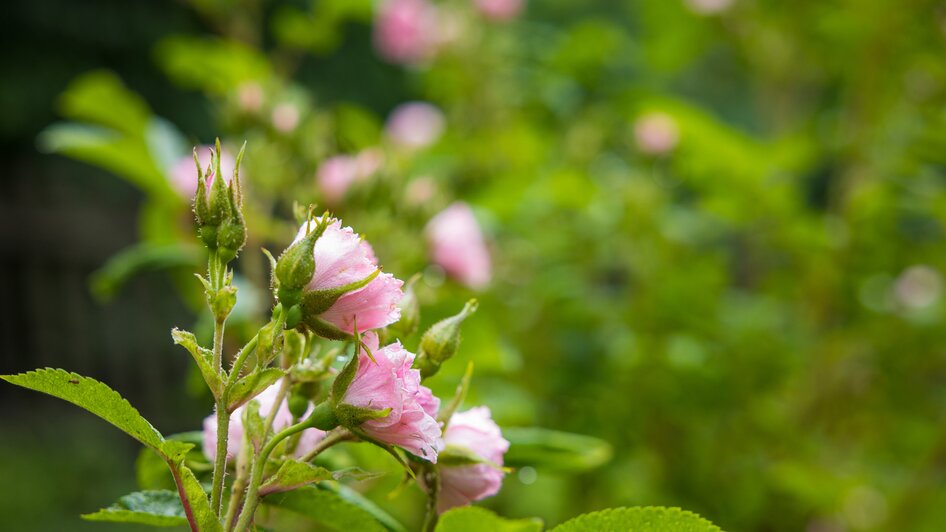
{"left": 210, "top": 252, "right": 229, "bottom": 516}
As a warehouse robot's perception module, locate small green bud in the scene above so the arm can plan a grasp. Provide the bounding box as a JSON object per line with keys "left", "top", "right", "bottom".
{"left": 415, "top": 299, "right": 478, "bottom": 379}
{"left": 285, "top": 304, "right": 303, "bottom": 330}
{"left": 211, "top": 285, "right": 237, "bottom": 321}
{"left": 287, "top": 387, "right": 310, "bottom": 419}
{"left": 256, "top": 315, "right": 286, "bottom": 368}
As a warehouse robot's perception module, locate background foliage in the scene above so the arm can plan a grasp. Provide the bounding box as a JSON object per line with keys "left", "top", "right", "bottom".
{"left": 3, "top": 0, "right": 946, "bottom": 530}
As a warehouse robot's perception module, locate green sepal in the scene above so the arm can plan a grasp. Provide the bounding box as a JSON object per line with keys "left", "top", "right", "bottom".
{"left": 206, "top": 139, "right": 231, "bottom": 227}
{"left": 227, "top": 367, "right": 285, "bottom": 413}
{"left": 303, "top": 316, "right": 351, "bottom": 340}
{"left": 256, "top": 314, "right": 287, "bottom": 369}
{"left": 301, "top": 268, "right": 380, "bottom": 316}
{"left": 305, "top": 400, "right": 340, "bottom": 431}
{"left": 334, "top": 403, "right": 391, "bottom": 428}
{"left": 241, "top": 399, "right": 263, "bottom": 451}
{"left": 171, "top": 328, "right": 221, "bottom": 399}
{"left": 210, "top": 285, "right": 237, "bottom": 322}
{"left": 331, "top": 349, "right": 360, "bottom": 404}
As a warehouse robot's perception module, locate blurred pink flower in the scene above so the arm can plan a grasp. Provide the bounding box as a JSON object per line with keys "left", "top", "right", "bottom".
{"left": 405, "top": 176, "right": 437, "bottom": 206}
{"left": 684, "top": 0, "right": 734, "bottom": 15}
{"left": 386, "top": 102, "right": 445, "bottom": 149}
{"left": 437, "top": 407, "right": 509, "bottom": 513}
{"left": 340, "top": 332, "right": 443, "bottom": 461}
{"left": 170, "top": 145, "right": 235, "bottom": 198}
{"left": 236, "top": 82, "right": 264, "bottom": 113}
{"left": 633, "top": 112, "right": 679, "bottom": 155}
{"left": 317, "top": 149, "right": 385, "bottom": 205}
{"left": 202, "top": 382, "right": 325, "bottom": 462}
{"left": 475, "top": 0, "right": 525, "bottom": 21}
{"left": 272, "top": 103, "right": 300, "bottom": 133}
{"left": 375, "top": 0, "right": 440, "bottom": 65}
{"left": 426, "top": 202, "right": 491, "bottom": 290}
{"left": 294, "top": 218, "right": 404, "bottom": 333}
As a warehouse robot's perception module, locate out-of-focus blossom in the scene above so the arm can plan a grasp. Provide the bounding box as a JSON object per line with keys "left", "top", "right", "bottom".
{"left": 317, "top": 149, "right": 385, "bottom": 205}
{"left": 684, "top": 0, "right": 734, "bottom": 15}
{"left": 294, "top": 219, "right": 404, "bottom": 333}
{"left": 426, "top": 202, "right": 491, "bottom": 290}
{"left": 436, "top": 407, "right": 509, "bottom": 512}
{"left": 202, "top": 382, "right": 325, "bottom": 462}
{"left": 894, "top": 265, "right": 942, "bottom": 309}
{"left": 374, "top": 0, "right": 440, "bottom": 65}
{"left": 475, "top": 0, "right": 525, "bottom": 21}
{"left": 386, "top": 102, "right": 445, "bottom": 150}
{"left": 338, "top": 332, "right": 442, "bottom": 461}
{"left": 405, "top": 176, "right": 437, "bottom": 206}
{"left": 170, "top": 145, "right": 235, "bottom": 198}
{"left": 236, "top": 82, "right": 264, "bottom": 113}
{"left": 272, "top": 103, "right": 300, "bottom": 133}
{"left": 633, "top": 112, "right": 679, "bottom": 155}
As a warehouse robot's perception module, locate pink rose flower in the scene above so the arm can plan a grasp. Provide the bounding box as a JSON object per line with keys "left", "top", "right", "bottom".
{"left": 437, "top": 407, "right": 509, "bottom": 513}
{"left": 374, "top": 0, "right": 440, "bottom": 65}
{"left": 271, "top": 103, "right": 300, "bottom": 133}
{"left": 202, "top": 382, "right": 325, "bottom": 462}
{"left": 685, "top": 0, "right": 734, "bottom": 15}
{"left": 633, "top": 112, "right": 679, "bottom": 155}
{"left": 340, "top": 332, "right": 443, "bottom": 461}
{"left": 475, "top": 0, "right": 525, "bottom": 21}
{"left": 294, "top": 219, "right": 404, "bottom": 333}
{"left": 317, "top": 149, "right": 385, "bottom": 205}
{"left": 385, "top": 102, "right": 445, "bottom": 150}
{"left": 170, "top": 145, "right": 235, "bottom": 198}
{"left": 426, "top": 202, "right": 491, "bottom": 290}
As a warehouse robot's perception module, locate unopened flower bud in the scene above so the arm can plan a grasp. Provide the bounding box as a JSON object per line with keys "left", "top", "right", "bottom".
{"left": 193, "top": 139, "right": 248, "bottom": 262}
{"left": 415, "top": 299, "right": 478, "bottom": 378}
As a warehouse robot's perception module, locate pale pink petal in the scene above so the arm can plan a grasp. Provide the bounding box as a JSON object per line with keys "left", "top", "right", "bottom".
{"left": 426, "top": 202, "right": 492, "bottom": 289}
{"left": 385, "top": 102, "right": 445, "bottom": 150}
{"left": 319, "top": 273, "right": 404, "bottom": 333}
{"left": 434, "top": 406, "right": 509, "bottom": 512}
{"left": 317, "top": 155, "right": 361, "bottom": 205}
{"left": 438, "top": 464, "right": 504, "bottom": 513}
{"left": 475, "top": 0, "right": 524, "bottom": 21}
{"left": 374, "top": 0, "right": 440, "bottom": 65}
{"left": 294, "top": 219, "right": 378, "bottom": 290}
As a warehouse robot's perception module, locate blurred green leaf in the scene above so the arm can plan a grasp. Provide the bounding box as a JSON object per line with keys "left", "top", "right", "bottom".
{"left": 264, "top": 485, "right": 400, "bottom": 532}
{"left": 155, "top": 36, "right": 270, "bottom": 95}
{"left": 435, "top": 506, "right": 543, "bottom": 532}
{"left": 503, "top": 427, "right": 612, "bottom": 473}
{"left": 57, "top": 70, "right": 151, "bottom": 136}
{"left": 91, "top": 243, "right": 203, "bottom": 301}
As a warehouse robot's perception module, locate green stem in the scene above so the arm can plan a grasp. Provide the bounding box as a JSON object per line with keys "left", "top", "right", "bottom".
{"left": 233, "top": 403, "right": 337, "bottom": 532}
{"left": 223, "top": 421, "right": 254, "bottom": 531}
{"left": 210, "top": 406, "right": 230, "bottom": 516}
{"left": 232, "top": 422, "right": 310, "bottom": 531}
{"left": 422, "top": 467, "right": 440, "bottom": 532}
{"left": 299, "top": 428, "right": 351, "bottom": 463}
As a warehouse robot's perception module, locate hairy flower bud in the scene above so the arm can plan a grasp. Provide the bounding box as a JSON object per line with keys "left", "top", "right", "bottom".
{"left": 415, "top": 299, "right": 477, "bottom": 379}
{"left": 191, "top": 140, "right": 248, "bottom": 262}
{"left": 275, "top": 218, "right": 328, "bottom": 308}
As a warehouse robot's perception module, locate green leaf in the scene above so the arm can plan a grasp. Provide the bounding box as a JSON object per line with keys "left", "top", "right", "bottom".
{"left": 317, "top": 483, "right": 406, "bottom": 532}
{"left": 228, "top": 368, "right": 285, "bottom": 412}
{"left": 155, "top": 36, "right": 270, "bottom": 95}
{"left": 92, "top": 244, "right": 202, "bottom": 301}
{"left": 259, "top": 460, "right": 334, "bottom": 495}
{"left": 57, "top": 70, "right": 151, "bottom": 136}
{"left": 435, "top": 506, "right": 542, "bottom": 532}
{"left": 36, "top": 122, "right": 172, "bottom": 200}
{"left": 167, "top": 459, "right": 222, "bottom": 532}
{"left": 264, "top": 485, "right": 399, "bottom": 532}
{"left": 82, "top": 490, "right": 188, "bottom": 527}
{"left": 503, "top": 427, "right": 612, "bottom": 473}
{"left": 549, "top": 507, "right": 722, "bottom": 532}
{"left": 1, "top": 369, "right": 164, "bottom": 451}
{"left": 137, "top": 433, "right": 207, "bottom": 491}
{"left": 171, "top": 328, "right": 222, "bottom": 398}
